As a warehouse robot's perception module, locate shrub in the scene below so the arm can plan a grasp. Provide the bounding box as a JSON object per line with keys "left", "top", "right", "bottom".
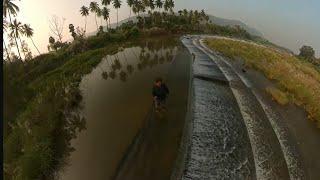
{"left": 125, "top": 26, "right": 140, "bottom": 38}
{"left": 144, "top": 27, "right": 169, "bottom": 36}
{"left": 20, "top": 139, "right": 54, "bottom": 179}
{"left": 266, "top": 87, "right": 289, "bottom": 105}
{"left": 66, "top": 37, "right": 88, "bottom": 55}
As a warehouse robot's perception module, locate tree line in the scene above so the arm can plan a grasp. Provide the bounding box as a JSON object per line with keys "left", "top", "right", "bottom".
{"left": 3, "top": 0, "right": 41, "bottom": 62}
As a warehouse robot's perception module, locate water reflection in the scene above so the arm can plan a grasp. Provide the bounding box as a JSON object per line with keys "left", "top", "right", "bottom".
{"left": 60, "top": 37, "right": 181, "bottom": 180}
{"left": 101, "top": 40, "right": 178, "bottom": 82}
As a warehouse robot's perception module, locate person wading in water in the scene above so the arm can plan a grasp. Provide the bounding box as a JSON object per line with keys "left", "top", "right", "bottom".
{"left": 152, "top": 77, "right": 169, "bottom": 112}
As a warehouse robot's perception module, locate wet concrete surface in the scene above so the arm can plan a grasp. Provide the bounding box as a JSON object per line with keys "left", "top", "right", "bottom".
{"left": 180, "top": 37, "right": 257, "bottom": 179}
{"left": 183, "top": 78, "right": 256, "bottom": 179}
{"left": 178, "top": 36, "right": 303, "bottom": 179}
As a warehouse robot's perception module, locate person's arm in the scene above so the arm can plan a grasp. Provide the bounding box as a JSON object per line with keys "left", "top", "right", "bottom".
{"left": 152, "top": 87, "right": 157, "bottom": 99}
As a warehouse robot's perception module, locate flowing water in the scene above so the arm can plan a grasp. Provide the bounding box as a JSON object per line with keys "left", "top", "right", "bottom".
{"left": 59, "top": 37, "right": 191, "bottom": 180}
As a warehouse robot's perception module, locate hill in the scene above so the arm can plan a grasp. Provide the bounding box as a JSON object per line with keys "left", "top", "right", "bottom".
{"left": 88, "top": 14, "right": 263, "bottom": 38}
{"left": 208, "top": 15, "right": 263, "bottom": 37}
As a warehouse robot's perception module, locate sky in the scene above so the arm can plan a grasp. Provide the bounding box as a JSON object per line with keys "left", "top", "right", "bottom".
{"left": 5, "top": 0, "right": 320, "bottom": 57}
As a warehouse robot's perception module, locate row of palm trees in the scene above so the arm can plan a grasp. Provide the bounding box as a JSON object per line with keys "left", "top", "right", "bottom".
{"left": 79, "top": 0, "right": 175, "bottom": 33}
{"left": 3, "top": 0, "right": 41, "bottom": 61}
{"left": 3, "top": 0, "right": 177, "bottom": 61}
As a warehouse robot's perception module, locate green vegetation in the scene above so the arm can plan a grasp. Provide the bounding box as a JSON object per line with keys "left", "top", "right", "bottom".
{"left": 298, "top": 45, "right": 320, "bottom": 67}
{"left": 4, "top": 42, "right": 121, "bottom": 180}
{"left": 205, "top": 38, "right": 320, "bottom": 127}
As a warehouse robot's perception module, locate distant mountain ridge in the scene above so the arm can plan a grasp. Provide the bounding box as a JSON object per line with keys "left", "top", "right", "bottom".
{"left": 208, "top": 15, "right": 263, "bottom": 37}
{"left": 88, "top": 14, "right": 263, "bottom": 37}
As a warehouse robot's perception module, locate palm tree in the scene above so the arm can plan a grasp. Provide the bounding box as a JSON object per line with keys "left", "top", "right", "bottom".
{"left": 3, "top": 0, "right": 19, "bottom": 19}
{"left": 9, "top": 19, "right": 24, "bottom": 60}
{"left": 3, "top": 20, "right": 11, "bottom": 61}
{"left": 101, "top": 0, "right": 112, "bottom": 29}
{"left": 163, "top": 0, "right": 169, "bottom": 12}
{"left": 80, "top": 6, "right": 89, "bottom": 33}
{"left": 22, "top": 24, "right": 41, "bottom": 55}
{"left": 113, "top": 0, "right": 122, "bottom": 28}
{"left": 89, "top": 1, "right": 99, "bottom": 29}
{"left": 149, "top": 0, "right": 155, "bottom": 12}
{"left": 183, "top": 9, "right": 188, "bottom": 17}
{"left": 155, "top": 0, "right": 163, "bottom": 11}
{"left": 3, "top": 0, "right": 21, "bottom": 59}
{"left": 102, "top": 0, "right": 112, "bottom": 5}
{"left": 96, "top": 7, "right": 103, "bottom": 26}
{"left": 167, "top": 0, "right": 174, "bottom": 13}
{"left": 102, "top": 7, "right": 110, "bottom": 30}
{"left": 127, "top": 0, "right": 134, "bottom": 19}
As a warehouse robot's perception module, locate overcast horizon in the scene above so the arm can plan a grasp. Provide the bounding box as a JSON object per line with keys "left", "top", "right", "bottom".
{"left": 4, "top": 0, "right": 320, "bottom": 57}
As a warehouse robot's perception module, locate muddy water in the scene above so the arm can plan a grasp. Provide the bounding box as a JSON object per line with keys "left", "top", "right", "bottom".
{"left": 59, "top": 38, "right": 191, "bottom": 180}
{"left": 114, "top": 47, "right": 191, "bottom": 180}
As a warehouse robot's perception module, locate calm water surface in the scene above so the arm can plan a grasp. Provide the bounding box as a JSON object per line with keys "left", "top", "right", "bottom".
{"left": 59, "top": 38, "right": 191, "bottom": 180}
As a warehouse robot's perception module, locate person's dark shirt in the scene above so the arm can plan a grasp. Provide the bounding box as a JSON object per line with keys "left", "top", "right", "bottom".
{"left": 152, "top": 83, "right": 169, "bottom": 100}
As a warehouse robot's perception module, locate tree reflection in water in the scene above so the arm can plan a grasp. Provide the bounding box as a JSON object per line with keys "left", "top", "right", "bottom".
{"left": 109, "top": 71, "right": 117, "bottom": 79}
{"left": 101, "top": 38, "right": 178, "bottom": 82}
{"left": 119, "top": 71, "right": 128, "bottom": 82}
{"left": 102, "top": 72, "right": 109, "bottom": 80}
{"left": 127, "top": 65, "right": 134, "bottom": 74}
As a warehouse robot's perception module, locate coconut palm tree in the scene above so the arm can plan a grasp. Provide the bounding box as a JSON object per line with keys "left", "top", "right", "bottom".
{"left": 167, "top": 0, "right": 174, "bottom": 13}
{"left": 113, "top": 0, "right": 122, "bottom": 28}
{"left": 102, "top": 0, "right": 112, "bottom": 5}
{"left": 101, "top": 0, "right": 112, "bottom": 28}
{"left": 163, "top": 0, "right": 169, "bottom": 12}
{"left": 102, "top": 7, "right": 110, "bottom": 30}
{"left": 149, "top": 0, "right": 155, "bottom": 12}
{"left": 3, "top": 0, "right": 21, "bottom": 59}
{"left": 22, "top": 24, "right": 41, "bottom": 55}
{"left": 3, "top": 20, "right": 11, "bottom": 61}
{"left": 9, "top": 19, "right": 24, "bottom": 60}
{"left": 127, "top": 0, "right": 134, "bottom": 19}
{"left": 89, "top": 1, "right": 99, "bottom": 29}
{"left": 80, "top": 6, "right": 89, "bottom": 33}
{"left": 183, "top": 9, "right": 188, "bottom": 17}
{"left": 155, "top": 0, "right": 163, "bottom": 11}
{"left": 3, "top": 0, "right": 19, "bottom": 19}
{"left": 96, "top": 7, "right": 103, "bottom": 26}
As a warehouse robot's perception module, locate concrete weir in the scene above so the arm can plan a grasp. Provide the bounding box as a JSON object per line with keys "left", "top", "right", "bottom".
{"left": 174, "top": 35, "right": 306, "bottom": 180}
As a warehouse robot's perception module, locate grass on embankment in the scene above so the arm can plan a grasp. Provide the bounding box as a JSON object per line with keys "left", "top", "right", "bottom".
{"left": 205, "top": 38, "right": 320, "bottom": 128}
{"left": 266, "top": 87, "right": 289, "bottom": 105}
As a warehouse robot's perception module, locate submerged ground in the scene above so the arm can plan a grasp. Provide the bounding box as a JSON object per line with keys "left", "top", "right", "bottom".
{"left": 59, "top": 37, "right": 191, "bottom": 179}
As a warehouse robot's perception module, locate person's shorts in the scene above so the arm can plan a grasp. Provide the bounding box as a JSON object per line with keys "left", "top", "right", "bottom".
{"left": 155, "top": 98, "right": 166, "bottom": 106}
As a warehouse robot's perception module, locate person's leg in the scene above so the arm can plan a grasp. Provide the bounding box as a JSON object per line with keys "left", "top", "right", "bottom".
{"left": 160, "top": 98, "right": 167, "bottom": 110}
{"left": 154, "top": 98, "right": 160, "bottom": 111}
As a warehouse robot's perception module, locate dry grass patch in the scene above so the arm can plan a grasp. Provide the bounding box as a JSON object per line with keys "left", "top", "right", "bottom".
{"left": 205, "top": 38, "right": 320, "bottom": 127}
{"left": 266, "top": 87, "right": 289, "bottom": 105}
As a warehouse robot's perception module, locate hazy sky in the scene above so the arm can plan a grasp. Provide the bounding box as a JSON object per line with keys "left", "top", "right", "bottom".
{"left": 6, "top": 0, "right": 320, "bottom": 57}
